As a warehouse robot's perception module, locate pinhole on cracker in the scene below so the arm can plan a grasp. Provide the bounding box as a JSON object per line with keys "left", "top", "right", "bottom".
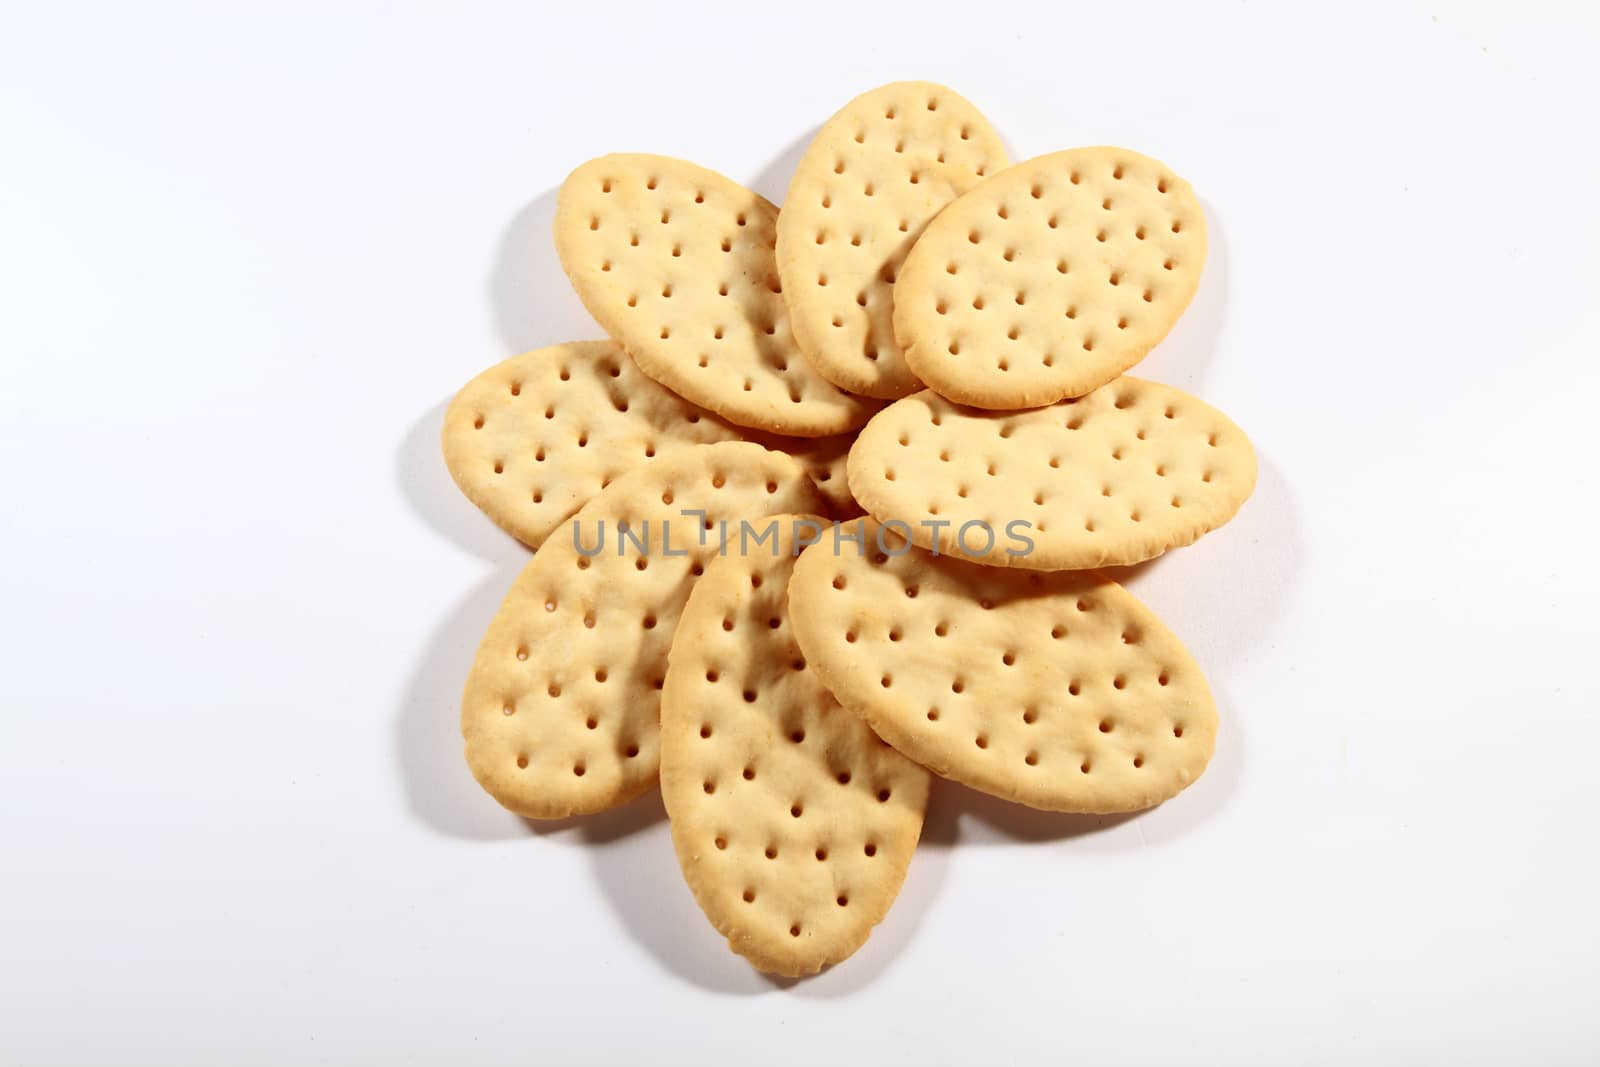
{"left": 788, "top": 517, "right": 1217, "bottom": 813}
{"left": 661, "top": 514, "right": 928, "bottom": 976}
{"left": 743, "top": 430, "right": 861, "bottom": 519}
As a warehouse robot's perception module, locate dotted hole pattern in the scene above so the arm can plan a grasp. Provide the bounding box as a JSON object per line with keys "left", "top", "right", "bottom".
{"left": 896, "top": 147, "right": 1205, "bottom": 404}
{"left": 777, "top": 83, "right": 1005, "bottom": 397}
{"left": 848, "top": 378, "right": 1255, "bottom": 570}
{"left": 661, "top": 518, "right": 928, "bottom": 973}
{"left": 788, "top": 518, "right": 1217, "bottom": 813}
{"left": 443, "top": 341, "right": 739, "bottom": 548}
{"left": 557, "top": 155, "right": 876, "bottom": 435}
{"left": 461, "top": 443, "right": 826, "bottom": 819}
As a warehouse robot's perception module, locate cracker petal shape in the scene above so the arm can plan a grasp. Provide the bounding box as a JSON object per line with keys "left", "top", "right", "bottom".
{"left": 847, "top": 378, "right": 1255, "bottom": 570}
{"left": 443, "top": 341, "right": 742, "bottom": 548}
{"left": 894, "top": 147, "right": 1206, "bottom": 409}
{"left": 788, "top": 518, "right": 1217, "bottom": 813}
{"left": 461, "top": 442, "right": 826, "bottom": 819}
{"left": 442, "top": 342, "right": 860, "bottom": 547}
{"left": 776, "top": 81, "right": 1007, "bottom": 399}
{"left": 555, "top": 153, "right": 879, "bottom": 437}
{"left": 661, "top": 515, "right": 929, "bottom": 977}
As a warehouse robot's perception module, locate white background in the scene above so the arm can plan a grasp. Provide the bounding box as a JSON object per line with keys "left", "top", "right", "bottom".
{"left": 3, "top": 2, "right": 1597, "bottom": 1063}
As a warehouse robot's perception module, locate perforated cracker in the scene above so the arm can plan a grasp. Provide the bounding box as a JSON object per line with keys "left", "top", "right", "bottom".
{"left": 442, "top": 342, "right": 858, "bottom": 547}
{"left": 660, "top": 515, "right": 928, "bottom": 976}
{"left": 555, "top": 154, "right": 879, "bottom": 437}
{"left": 442, "top": 341, "right": 741, "bottom": 548}
{"left": 775, "top": 82, "right": 1006, "bottom": 399}
{"left": 894, "top": 147, "right": 1206, "bottom": 409}
{"left": 788, "top": 518, "right": 1217, "bottom": 813}
{"left": 846, "top": 378, "right": 1255, "bottom": 570}
{"left": 461, "top": 442, "right": 826, "bottom": 819}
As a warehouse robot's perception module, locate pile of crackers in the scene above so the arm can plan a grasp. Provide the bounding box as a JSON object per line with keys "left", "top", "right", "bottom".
{"left": 441, "top": 83, "right": 1255, "bottom": 977}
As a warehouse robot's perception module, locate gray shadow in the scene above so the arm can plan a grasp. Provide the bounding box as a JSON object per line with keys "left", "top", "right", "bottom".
{"left": 488, "top": 187, "right": 605, "bottom": 356}
{"left": 1195, "top": 454, "right": 1303, "bottom": 669}
{"left": 1098, "top": 556, "right": 1163, "bottom": 587}
{"left": 995, "top": 128, "right": 1023, "bottom": 173}
{"left": 575, "top": 777, "right": 954, "bottom": 997}
{"left": 748, "top": 126, "right": 818, "bottom": 205}
{"left": 486, "top": 129, "right": 816, "bottom": 360}
{"left": 394, "top": 399, "right": 535, "bottom": 839}
{"left": 1131, "top": 678, "right": 1246, "bottom": 849}
{"left": 393, "top": 564, "right": 531, "bottom": 841}
{"left": 783, "top": 772, "right": 1127, "bottom": 999}
{"left": 779, "top": 779, "right": 957, "bottom": 998}
{"left": 399, "top": 398, "right": 527, "bottom": 560}
{"left": 788, "top": 752, "right": 1227, "bottom": 998}
{"left": 921, "top": 777, "right": 1142, "bottom": 846}
{"left": 1118, "top": 453, "right": 1303, "bottom": 672}
{"left": 569, "top": 697, "right": 1246, "bottom": 995}
{"left": 521, "top": 788, "right": 667, "bottom": 844}
{"left": 578, "top": 792, "right": 790, "bottom": 995}
{"left": 1134, "top": 197, "right": 1229, "bottom": 395}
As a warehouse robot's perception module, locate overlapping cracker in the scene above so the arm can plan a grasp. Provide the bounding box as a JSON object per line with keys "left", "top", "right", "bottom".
{"left": 775, "top": 82, "right": 1006, "bottom": 399}
{"left": 894, "top": 147, "right": 1206, "bottom": 409}
{"left": 442, "top": 343, "right": 860, "bottom": 548}
{"left": 788, "top": 518, "right": 1217, "bottom": 812}
{"left": 846, "top": 378, "right": 1255, "bottom": 570}
{"left": 461, "top": 443, "right": 825, "bottom": 819}
{"left": 442, "top": 342, "right": 741, "bottom": 548}
{"left": 660, "top": 515, "right": 928, "bottom": 976}
{"left": 555, "top": 154, "right": 879, "bottom": 437}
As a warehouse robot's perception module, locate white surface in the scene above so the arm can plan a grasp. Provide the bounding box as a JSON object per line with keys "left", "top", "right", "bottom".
{"left": 2, "top": 2, "right": 1597, "bottom": 1063}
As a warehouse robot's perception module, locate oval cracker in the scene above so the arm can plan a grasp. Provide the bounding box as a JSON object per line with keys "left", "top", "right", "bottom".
{"left": 788, "top": 518, "right": 1217, "bottom": 813}
{"left": 894, "top": 147, "right": 1206, "bottom": 408}
{"left": 847, "top": 378, "right": 1256, "bottom": 570}
{"left": 661, "top": 515, "right": 928, "bottom": 976}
